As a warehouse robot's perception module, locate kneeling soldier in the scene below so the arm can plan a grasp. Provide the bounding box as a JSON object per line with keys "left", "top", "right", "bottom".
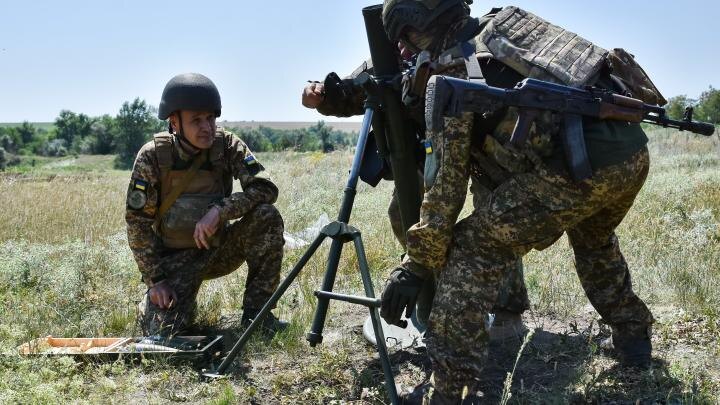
{"left": 126, "top": 73, "right": 286, "bottom": 336}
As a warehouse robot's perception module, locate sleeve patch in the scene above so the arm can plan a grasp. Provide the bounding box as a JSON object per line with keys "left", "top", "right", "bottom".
{"left": 243, "top": 154, "right": 264, "bottom": 176}
{"left": 133, "top": 179, "right": 148, "bottom": 191}
{"left": 127, "top": 189, "right": 147, "bottom": 210}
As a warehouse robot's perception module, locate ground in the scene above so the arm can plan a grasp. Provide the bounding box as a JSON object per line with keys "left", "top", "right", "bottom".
{"left": 0, "top": 127, "right": 719, "bottom": 404}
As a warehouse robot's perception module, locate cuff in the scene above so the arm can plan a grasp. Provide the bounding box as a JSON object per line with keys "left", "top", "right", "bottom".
{"left": 401, "top": 256, "right": 433, "bottom": 280}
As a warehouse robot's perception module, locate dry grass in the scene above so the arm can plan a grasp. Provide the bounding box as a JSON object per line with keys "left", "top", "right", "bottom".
{"left": 0, "top": 128, "right": 718, "bottom": 403}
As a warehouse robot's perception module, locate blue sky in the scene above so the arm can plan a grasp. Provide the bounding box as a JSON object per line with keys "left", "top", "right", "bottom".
{"left": 0, "top": 0, "right": 717, "bottom": 123}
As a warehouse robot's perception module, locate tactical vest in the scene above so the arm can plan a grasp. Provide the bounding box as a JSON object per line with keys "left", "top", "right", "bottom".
{"left": 431, "top": 7, "right": 665, "bottom": 180}
{"left": 154, "top": 132, "right": 229, "bottom": 249}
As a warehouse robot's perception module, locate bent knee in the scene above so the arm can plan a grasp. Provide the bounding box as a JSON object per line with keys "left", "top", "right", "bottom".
{"left": 247, "top": 204, "right": 283, "bottom": 225}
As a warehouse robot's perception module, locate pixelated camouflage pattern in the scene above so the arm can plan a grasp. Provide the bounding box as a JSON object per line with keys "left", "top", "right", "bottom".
{"left": 126, "top": 128, "right": 279, "bottom": 283}
{"left": 425, "top": 146, "right": 654, "bottom": 396}
{"left": 389, "top": 181, "right": 529, "bottom": 316}
{"left": 474, "top": 6, "right": 608, "bottom": 87}
{"left": 127, "top": 128, "right": 284, "bottom": 335}
{"left": 138, "top": 203, "right": 284, "bottom": 336}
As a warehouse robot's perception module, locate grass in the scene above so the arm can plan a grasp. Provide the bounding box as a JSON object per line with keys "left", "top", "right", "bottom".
{"left": 0, "top": 128, "right": 718, "bottom": 403}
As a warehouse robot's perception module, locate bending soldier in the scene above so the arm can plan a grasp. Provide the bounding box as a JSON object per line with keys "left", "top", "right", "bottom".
{"left": 375, "top": 1, "right": 656, "bottom": 403}
{"left": 301, "top": 41, "right": 530, "bottom": 338}
{"left": 126, "top": 73, "right": 286, "bottom": 336}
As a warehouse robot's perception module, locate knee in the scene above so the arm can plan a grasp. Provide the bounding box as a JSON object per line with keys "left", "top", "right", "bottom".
{"left": 246, "top": 204, "right": 284, "bottom": 230}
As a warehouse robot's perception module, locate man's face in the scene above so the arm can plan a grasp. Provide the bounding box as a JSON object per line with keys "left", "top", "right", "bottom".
{"left": 171, "top": 110, "right": 216, "bottom": 149}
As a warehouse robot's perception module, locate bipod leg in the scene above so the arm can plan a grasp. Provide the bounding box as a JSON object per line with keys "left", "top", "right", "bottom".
{"left": 309, "top": 222, "right": 399, "bottom": 405}
{"left": 306, "top": 231, "right": 345, "bottom": 346}
{"left": 203, "top": 233, "right": 327, "bottom": 379}
{"left": 352, "top": 231, "right": 399, "bottom": 405}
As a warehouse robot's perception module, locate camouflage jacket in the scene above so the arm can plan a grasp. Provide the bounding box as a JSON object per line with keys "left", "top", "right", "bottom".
{"left": 125, "top": 128, "right": 279, "bottom": 284}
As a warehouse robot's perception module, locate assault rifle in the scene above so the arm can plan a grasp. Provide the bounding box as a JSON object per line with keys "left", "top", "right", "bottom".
{"left": 426, "top": 75, "right": 716, "bottom": 181}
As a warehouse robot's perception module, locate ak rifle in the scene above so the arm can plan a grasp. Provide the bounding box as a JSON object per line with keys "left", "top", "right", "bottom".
{"left": 426, "top": 76, "right": 716, "bottom": 180}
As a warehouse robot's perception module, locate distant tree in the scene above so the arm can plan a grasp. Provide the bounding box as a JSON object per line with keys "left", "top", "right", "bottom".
{"left": 0, "top": 147, "right": 6, "bottom": 171}
{"left": 37, "top": 139, "right": 68, "bottom": 157}
{"left": 695, "top": 86, "right": 720, "bottom": 124}
{"left": 0, "top": 129, "right": 16, "bottom": 154}
{"left": 86, "top": 114, "right": 117, "bottom": 154}
{"left": 54, "top": 110, "right": 93, "bottom": 149}
{"left": 17, "top": 121, "right": 36, "bottom": 145}
{"left": 310, "top": 121, "right": 334, "bottom": 153}
{"left": 666, "top": 95, "right": 693, "bottom": 121}
{"left": 114, "top": 98, "right": 163, "bottom": 169}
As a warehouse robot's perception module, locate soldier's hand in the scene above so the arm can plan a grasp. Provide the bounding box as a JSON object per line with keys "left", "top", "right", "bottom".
{"left": 194, "top": 206, "right": 221, "bottom": 249}
{"left": 380, "top": 267, "right": 424, "bottom": 327}
{"left": 302, "top": 82, "right": 325, "bottom": 109}
{"left": 149, "top": 281, "right": 178, "bottom": 309}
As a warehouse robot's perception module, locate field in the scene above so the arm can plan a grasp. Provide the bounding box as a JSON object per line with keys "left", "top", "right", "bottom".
{"left": 0, "top": 128, "right": 719, "bottom": 403}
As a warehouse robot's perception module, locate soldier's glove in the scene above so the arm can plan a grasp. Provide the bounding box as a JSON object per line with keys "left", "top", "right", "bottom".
{"left": 380, "top": 267, "right": 424, "bottom": 327}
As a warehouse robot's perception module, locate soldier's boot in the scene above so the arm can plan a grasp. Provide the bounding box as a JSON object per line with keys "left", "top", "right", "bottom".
{"left": 600, "top": 323, "right": 652, "bottom": 368}
{"left": 488, "top": 310, "right": 528, "bottom": 342}
{"left": 240, "top": 308, "right": 289, "bottom": 336}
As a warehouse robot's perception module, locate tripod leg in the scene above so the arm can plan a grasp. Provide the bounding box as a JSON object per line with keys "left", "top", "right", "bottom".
{"left": 306, "top": 238, "right": 344, "bottom": 346}
{"left": 353, "top": 235, "right": 400, "bottom": 405}
{"left": 205, "top": 234, "right": 327, "bottom": 377}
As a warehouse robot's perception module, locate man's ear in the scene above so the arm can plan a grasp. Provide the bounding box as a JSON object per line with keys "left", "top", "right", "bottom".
{"left": 168, "top": 112, "right": 179, "bottom": 134}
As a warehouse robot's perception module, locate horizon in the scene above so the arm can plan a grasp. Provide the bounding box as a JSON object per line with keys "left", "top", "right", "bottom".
{"left": 1, "top": 1, "right": 718, "bottom": 123}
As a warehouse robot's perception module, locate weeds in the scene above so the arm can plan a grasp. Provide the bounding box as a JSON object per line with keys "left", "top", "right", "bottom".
{"left": 0, "top": 129, "right": 718, "bottom": 402}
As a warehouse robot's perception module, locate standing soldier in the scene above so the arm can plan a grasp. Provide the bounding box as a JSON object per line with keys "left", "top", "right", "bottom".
{"left": 375, "top": 1, "right": 658, "bottom": 403}
{"left": 126, "top": 73, "right": 286, "bottom": 337}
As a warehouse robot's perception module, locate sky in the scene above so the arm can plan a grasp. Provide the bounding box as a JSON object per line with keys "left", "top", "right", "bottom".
{"left": 0, "top": 0, "right": 718, "bottom": 123}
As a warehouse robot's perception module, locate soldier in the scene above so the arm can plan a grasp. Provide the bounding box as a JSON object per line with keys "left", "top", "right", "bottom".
{"left": 301, "top": 33, "right": 529, "bottom": 340}
{"left": 375, "top": 1, "right": 657, "bottom": 403}
{"left": 126, "top": 73, "right": 286, "bottom": 337}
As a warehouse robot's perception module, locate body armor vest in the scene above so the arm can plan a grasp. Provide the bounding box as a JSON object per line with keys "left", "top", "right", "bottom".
{"left": 472, "top": 6, "right": 608, "bottom": 87}
{"left": 154, "top": 132, "right": 229, "bottom": 249}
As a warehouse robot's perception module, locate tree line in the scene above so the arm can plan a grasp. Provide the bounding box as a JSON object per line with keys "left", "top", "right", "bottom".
{"left": 2, "top": 86, "right": 717, "bottom": 171}
{"left": 0, "top": 99, "right": 357, "bottom": 171}
{"left": 665, "top": 86, "right": 720, "bottom": 123}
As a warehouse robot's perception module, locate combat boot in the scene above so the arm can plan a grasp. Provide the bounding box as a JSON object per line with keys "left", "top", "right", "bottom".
{"left": 240, "top": 308, "right": 289, "bottom": 336}
{"left": 488, "top": 310, "right": 528, "bottom": 342}
{"left": 600, "top": 323, "right": 652, "bottom": 367}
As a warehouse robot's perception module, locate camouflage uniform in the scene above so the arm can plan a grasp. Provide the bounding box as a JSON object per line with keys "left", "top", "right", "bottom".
{"left": 404, "top": 10, "right": 656, "bottom": 397}
{"left": 316, "top": 62, "right": 530, "bottom": 317}
{"left": 126, "top": 128, "right": 284, "bottom": 336}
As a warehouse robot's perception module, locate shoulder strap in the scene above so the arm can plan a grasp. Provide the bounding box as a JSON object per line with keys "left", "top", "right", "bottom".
{"left": 461, "top": 41, "right": 484, "bottom": 82}
{"left": 153, "top": 150, "right": 208, "bottom": 231}
{"left": 153, "top": 132, "right": 174, "bottom": 188}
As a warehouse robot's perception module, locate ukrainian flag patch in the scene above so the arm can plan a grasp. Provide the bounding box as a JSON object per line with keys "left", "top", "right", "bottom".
{"left": 424, "top": 140, "right": 433, "bottom": 154}
{"left": 133, "top": 179, "right": 148, "bottom": 191}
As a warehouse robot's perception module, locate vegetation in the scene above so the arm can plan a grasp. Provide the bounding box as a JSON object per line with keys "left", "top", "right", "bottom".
{"left": 0, "top": 127, "right": 718, "bottom": 403}
{"left": 666, "top": 86, "right": 720, "bottom": 122}
{"left": 0, "top": 109, "right": 357, "bottom": 172}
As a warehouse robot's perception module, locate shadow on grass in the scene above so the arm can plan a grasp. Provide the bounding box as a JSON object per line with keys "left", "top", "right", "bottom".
{"left": 352, "top": 328, "right": 690, "bottom": 404}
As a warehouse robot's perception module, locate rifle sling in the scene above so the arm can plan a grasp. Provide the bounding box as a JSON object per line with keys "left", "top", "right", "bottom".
{"left": 461, "top": 42, "right": 484, "bottom": 83}
{"left": 154, "top": 150, "right": 208, "bottom": 231}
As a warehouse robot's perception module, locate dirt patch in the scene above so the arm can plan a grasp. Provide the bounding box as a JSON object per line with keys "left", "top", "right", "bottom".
{"left": 190, "top": 305, "right": 718, "bottom": 403}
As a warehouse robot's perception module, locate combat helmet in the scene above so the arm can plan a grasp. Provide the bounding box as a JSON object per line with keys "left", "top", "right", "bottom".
{"left": 158, "top": 73, "right": 222, "bottom": 120}
{"left": 382, "top": 0, "right": 472, "bottom": 41}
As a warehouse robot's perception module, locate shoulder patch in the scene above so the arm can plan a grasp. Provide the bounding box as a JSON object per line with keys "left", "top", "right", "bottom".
{"left": 127, "top": 179, "right": 149, "bottom": 210}
{"left": 243, "top": 154, "right": 265, "bottom": 176}
{"left": 127, "top": 189, "right": 147, "bottom": 210}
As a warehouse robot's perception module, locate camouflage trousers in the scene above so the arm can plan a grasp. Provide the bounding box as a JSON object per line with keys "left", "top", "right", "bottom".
{"left": 427, "top": 148, "right": 655, "bottom": 396}
{"left": 138, "top": 203, "right": 285, "bottom": 336}
{"left": 388, "top": 184, "right": 530, "bottom": 317}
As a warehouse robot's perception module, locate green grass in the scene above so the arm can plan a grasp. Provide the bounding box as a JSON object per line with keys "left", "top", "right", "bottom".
{"left": 0, "top": 128, "right": 718, "bottom": 403}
